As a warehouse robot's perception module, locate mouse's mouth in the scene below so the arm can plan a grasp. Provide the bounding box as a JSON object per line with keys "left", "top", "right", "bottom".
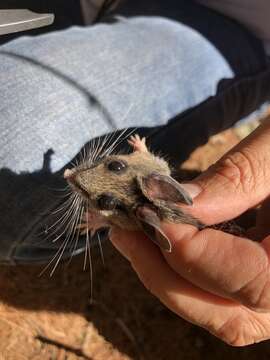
{"left": 64, "top": 169, "right": 90, "bottom": 200}
{"left": 71, "top": 182, "right": 89, "bottom": 200}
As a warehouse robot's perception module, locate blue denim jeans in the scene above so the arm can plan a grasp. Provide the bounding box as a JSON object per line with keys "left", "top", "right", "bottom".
{"left": 0, "top": 0, "right": 269, "bottom": 264}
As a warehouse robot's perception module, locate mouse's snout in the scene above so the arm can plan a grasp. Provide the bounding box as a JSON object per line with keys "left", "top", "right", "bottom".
{"left": 64, "top": 168, "right": 92, "bottom": 200}
{"left": 64, "top": 168, "right": 79, "bottom": 189}
{"left": 64, "top": 168, "right": 74, "bottom": 179}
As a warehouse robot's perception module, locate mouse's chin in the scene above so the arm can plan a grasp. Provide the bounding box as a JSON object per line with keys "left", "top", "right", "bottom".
{"left": 83, "top": 208, "right": 111, "bottom": 233}
{"left": 66, "top": 180, "right": 90, "bottom": 201}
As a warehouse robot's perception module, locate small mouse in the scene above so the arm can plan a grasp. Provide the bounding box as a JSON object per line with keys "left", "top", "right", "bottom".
{"left": 64, "top": 134, "right": 203, "bottom": 252}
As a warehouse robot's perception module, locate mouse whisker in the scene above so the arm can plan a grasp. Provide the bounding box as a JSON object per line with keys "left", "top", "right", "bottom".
{"left": 86, "top": 135, "right": 98, "bottom": 166}
{"left": 33, "top": 193, "right": 74, "bottom": 240}
{"left": 92, "top": 132, "right": 111, "bottom": 162}
{"left": 95, "top": 132, "right": 111, "bottom": 160}
{"left": 99, "top": 128, "right": 127, "bottom": 158}
{"left": 47, "top": 197, "right": 83, "bottom": 276}
{"left": 53, "top": 190, "right": 74, "bottom": 199}
{"left": 43, "top": 195, "right": 81, "bottom": 244}
{"left": 92, "top": 130, "right": 118, "bottom": 161}
{"left": 83, "top": 203, "right": 90, "bottom": 272}
{"left": 101, "top": 129, "right": 127, "bottom": 157}
{"left": 51, "top": 194, "right": 77, "bottom": 215}
{"left": 78, "top": 147, "right": 83, "bottom": 165}
{"left": 89, "top": 102, "right": 135, "bottom": 163}
{"left": 70, "top": 160, "right": 77, "bottom": 168}
{"left": 45, "top": 194, "right": 79, "bottom": 235}
{"left": 97, "top": 231, "right": 105, "bottom": 266}
{"left": 82, "top": 141, "right": 89, "bottom": 164}
{"left": 103, "top": 127, "right": 138, "bottom": 158}
{"left": 83, "top": 142, "right": 88, "bottom": 164}
{"left": 84, "top": 200, "right": 93, "bottom": 300}
{"left": 47, "top": 185, "right": 71, "bottom": 193}
{"left": 65, "top": 201, "right": 85, "bottom": 266}
{"left": 84, "top": 139, "right": 94, "bottom": 165}
{"left": 39, "top": 230, "right": 72, "bottom": 276}
{"left": 85, "top": 137, "right": 96, "bottom": 165}
{"left": 120, "top": 101, "right": 134, "bottom": 124}
{"left": 92, "top": 135, "right": 103, "bottom": 163}
{"left": 71, "top": 204, "right": 85, "bottom": 255}
{"left": 92, "top": 132, "right": 114, "bottom": 163}
{"left": 34, "top": 194, "right": 80, "bottom": 246}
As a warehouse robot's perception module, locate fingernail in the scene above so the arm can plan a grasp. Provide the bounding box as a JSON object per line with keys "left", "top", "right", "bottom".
{"left": 180, "top": 183, "right": 202, "bottom": 199}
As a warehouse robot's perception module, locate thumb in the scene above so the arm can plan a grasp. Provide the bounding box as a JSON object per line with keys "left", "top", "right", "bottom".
{"left": 182, "top": 121, "right": 270, "bottom": 225}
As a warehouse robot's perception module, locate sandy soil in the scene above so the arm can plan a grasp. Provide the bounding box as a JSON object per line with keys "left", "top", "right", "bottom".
{"left": 1, "top": 120, "right": 270, "bottom": 360}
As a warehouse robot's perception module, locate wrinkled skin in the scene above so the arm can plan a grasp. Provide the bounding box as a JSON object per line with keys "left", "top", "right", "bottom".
{"left": 110, "top": 120, "right": 270, "bottom": 346}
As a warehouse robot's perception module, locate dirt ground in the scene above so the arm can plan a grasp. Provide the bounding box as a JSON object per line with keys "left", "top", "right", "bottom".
{"left": 1, "top": 119, "right": 270, "bottom": 360}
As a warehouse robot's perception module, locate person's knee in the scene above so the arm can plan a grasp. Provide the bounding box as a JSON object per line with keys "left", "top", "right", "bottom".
{"left": 0, "top": 17, "right": 235, "bottom": 173}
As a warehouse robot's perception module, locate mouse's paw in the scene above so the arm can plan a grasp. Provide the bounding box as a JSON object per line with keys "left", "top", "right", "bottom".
{"left": 77, "top": 211, "right": 109, "bottom": 237}
{"left": 77, "top": 222, "right": 90, "bottom": 235}
{"left": 77, "top": 222, "right": 102, "bottom": 237}
{"left": 128, "top": 134, "right": 148, "bottom": 153}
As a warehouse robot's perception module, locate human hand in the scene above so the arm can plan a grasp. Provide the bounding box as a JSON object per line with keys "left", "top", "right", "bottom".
{"left": 109, "top": 120, "right": 270, "bottom": 346}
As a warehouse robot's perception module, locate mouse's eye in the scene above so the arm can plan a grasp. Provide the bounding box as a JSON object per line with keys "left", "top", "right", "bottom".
{"left": 97, "top": 194, "right": 119, "bottom": 210}
{"left": 106, "top": 159, "right": 127, "bottom": 173}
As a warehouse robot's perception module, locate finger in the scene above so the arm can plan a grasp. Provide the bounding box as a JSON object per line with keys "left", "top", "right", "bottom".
{"left": 109, "top": 228, "right": 235, "bottom": 328}
{"left": 108, "top": 226, "right": 138, "bottom": 261}
{"left": 181, "top": 121, "right": 270, "bottom": 225}
{"left": 110, "top": 227, "right": 270, "bottom": 346}
{"left": 160, "top": 222, "right": 270, "bottom": 311}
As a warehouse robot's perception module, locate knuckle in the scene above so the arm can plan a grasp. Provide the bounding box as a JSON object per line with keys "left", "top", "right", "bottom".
{"left": 245, "top": 279, "right": 270, "bottom": 311}
{"left": 233, "top": 262, "right": 270, "bottom": 311}
{"left": 216, "top": 313, "right": 269, "bottom": 346}
{"left": 216, "top": 315, "right": 250, "bottom": 346}
{"left": 215, "top": 150, "right": 257, "bottom": 195}
{"left": 177, "top": 228, "right": 210, "bottom": 265}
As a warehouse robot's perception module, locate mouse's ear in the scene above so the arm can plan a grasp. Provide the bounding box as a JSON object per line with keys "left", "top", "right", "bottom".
{"left": 137, "top": 172, "right": 193, "bottom": 206}
{"left": 135, "top": 205, "right": 172, "bottom": 252}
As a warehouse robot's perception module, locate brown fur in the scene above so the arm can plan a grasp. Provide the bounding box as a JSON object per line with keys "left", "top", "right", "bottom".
{"left": 64, "top": 135, "right": 199, "bottom": 251}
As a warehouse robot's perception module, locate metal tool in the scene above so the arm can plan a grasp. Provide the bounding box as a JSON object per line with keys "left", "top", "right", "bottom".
{"left": 0, "top": 9, "right": 54, "bottom": 35}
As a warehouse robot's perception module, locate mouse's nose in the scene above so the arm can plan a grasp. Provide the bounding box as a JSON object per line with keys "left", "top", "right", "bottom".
{"left": 64, "top": 169, "right": 89, "bottom": 199}
{"left": 63, "top": 168, "right": 74, "bottom": 179}
{"left": 63, "top": 168, "right": 79, "bottom": 189}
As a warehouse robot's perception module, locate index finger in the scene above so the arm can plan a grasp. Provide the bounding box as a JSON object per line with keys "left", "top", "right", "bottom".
{"left": 184, "top": 121, "right": 270, "bottom": 225}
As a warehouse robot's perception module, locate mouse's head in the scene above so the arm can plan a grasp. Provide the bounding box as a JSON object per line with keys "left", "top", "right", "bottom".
{"left": 64, "top": 150, "right": 171, "bottom": 213}
{"left": 64, "top": 135, "right": 196, "bottom": 252}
